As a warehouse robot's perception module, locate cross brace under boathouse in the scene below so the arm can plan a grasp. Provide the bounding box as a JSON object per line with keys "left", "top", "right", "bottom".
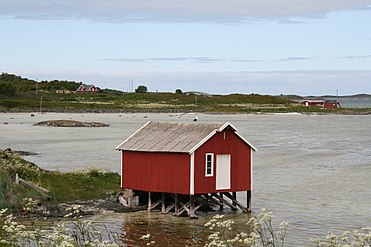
{"left": 116, "top": 121, "right": 257, "bottom": 218}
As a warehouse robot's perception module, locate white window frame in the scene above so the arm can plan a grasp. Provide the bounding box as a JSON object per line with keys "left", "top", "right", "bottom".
{"left": 205, "top": 153, "right": 214, "bottom": 177}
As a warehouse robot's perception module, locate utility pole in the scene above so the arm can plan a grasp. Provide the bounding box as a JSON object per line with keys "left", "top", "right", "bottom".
{"left": 39, "top": 96, "right": 43, "bottom": 113}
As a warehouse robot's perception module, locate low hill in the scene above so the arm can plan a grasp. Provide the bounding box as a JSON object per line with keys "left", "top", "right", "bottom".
{"left": 0, "top": 73, "right": 296, "bottom": 113}
{"left": 0, "top": 73, "right": 82, "bottom": 94}
{"left": 1, "top": 73, "right": 369, "bottom": 113}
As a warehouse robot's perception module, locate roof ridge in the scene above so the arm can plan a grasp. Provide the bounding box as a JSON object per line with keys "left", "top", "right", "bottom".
{"left": 116, "top": 121, "right": 256, "bottom": 153}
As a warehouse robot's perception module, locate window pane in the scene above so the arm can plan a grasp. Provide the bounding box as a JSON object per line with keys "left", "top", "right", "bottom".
{"left": 206, "top": 154, "right": 213, "bottom": 176}
{"left": 207, "top": 167, "right": 211, "bottom": 174}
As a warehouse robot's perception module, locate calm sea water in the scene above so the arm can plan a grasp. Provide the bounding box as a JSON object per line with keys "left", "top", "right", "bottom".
{"left": 1, "top": 112, "right": 370, "bottom": 246}
{"left": 331, "top": 97, "right": 371, "bottom": 108}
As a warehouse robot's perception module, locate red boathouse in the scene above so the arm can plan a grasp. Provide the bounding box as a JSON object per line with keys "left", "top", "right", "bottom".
{"left": 116, "top": 121, "right": 256, "bottom": 217}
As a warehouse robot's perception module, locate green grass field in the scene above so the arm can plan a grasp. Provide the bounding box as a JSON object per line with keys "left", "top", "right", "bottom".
{"left": 1, "top": 73, "right": 370, "bottom": 114}
{"left": 0, "top": 150, "right": 120, "bottom": 210}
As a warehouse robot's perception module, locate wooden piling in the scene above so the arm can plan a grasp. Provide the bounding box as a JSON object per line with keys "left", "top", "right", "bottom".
{"left": 219, "top": 193, "right": 224, "bottom": 211}
{"left": 174, "top": 194, "right": 179, "bottom": 215}
{"left": 232, "top": 192, "right": 237, "bottom": 206}
{"left": 189, "top": 195, "right": 197, "bottom": 218}
{"left": 148, "top": 192, "right": 151, "bottom": 211}
{"left": 247, "top": 190, "right": 251, "bottom": 212}
{"left": 161, "top": 192, "right": 165, "bottom": 213}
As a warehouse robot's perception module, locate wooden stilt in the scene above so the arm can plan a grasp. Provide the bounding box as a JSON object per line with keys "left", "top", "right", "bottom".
{"left": 247, "top": 190, "right": 251, "bottom": 212}
{"left": 145, "top": 191, "right": 249, "bottom": 216}
{"left": 149, "top": 199, "right": 162, "bottom": 210}
{"left": 189, "top": 195, "right": 197, "bottom": 218}
{"left": 163, "top": 203, "right": 175, "bottom": 214}
{"left": 202, "top": 194, "right": 223, "bottom": 207}
{"left": 174, "top": 196, "right": 202, "bottom": 217}
{"left": 232, "top": 192, "right": 237, "bottom": 206}
{"left": 147, "top": 192, "right": 151, "bottom": 211}
{"left": 161, "top": 192, "right": 165, "bottom": 213}
{"left": 214, "top": 193, "right": 238, "bottom": 211}
{"left": 174, "top": 194, "right": 179, "bottom": 215}
{"left": 176, "top": 201, "right": 191, "bottom": 216}
{"left": 223, "top": 192, "right": 247, "bottom": 212}
{"left": 219, "top": 193, "right": 224, "bottom": 211}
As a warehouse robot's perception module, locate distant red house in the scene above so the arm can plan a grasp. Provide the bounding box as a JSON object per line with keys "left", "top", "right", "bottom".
{"left": 301, "top": 99, "right": 340, "bottom": 109}
{"left": 75, "top": 84, "right": 100, "bottom": 93}
{"left": 301, "top": 100, "right": 324, "bottom": 107}
{"left": 323, "top": 100, "right": 341, "bottom": 109}
{"left": 116, "top": 121, "right": 256, "bottom": 215}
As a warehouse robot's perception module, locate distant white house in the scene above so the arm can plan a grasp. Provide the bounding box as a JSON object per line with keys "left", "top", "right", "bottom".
{"left": 56, "top": 89, "right": 73, "bottom": 94}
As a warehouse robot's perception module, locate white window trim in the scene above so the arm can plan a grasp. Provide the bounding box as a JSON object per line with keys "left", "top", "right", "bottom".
{"left": 205, "top": 153, "right": 214, "bottom": 177}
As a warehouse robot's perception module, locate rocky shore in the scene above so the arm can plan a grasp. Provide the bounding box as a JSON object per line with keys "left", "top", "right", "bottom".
{"left": 31, "top": 195, "right": 146, "bottom": 218}
{"left": 33, "top": 119, "right": 110, "bottom": 127}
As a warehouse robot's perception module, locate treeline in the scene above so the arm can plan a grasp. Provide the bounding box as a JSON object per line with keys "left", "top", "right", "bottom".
{"left": 0, "top": 73, "right": 81, "bottom": 95}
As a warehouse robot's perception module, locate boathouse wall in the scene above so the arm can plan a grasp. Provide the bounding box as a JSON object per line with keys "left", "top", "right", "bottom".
{"left": 193, "top": 127, "right": 252, "bottom": 194}
{"left": 121, "top": 151, "right": 190, "bottom": 194}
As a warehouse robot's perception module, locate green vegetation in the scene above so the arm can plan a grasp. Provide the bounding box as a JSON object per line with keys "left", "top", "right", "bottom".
{"left": 1, "top": 73, "right": 370, "bottom": 114}
{"left": 1, "top": 205, "right": 369, "bottom": 246}
{"left": 0, "top": 150, "right": 120, "bottom": 210}
{"left": 135, "top": 85, "right": 148, "bottom": 93}
{"left": 0, "top": 73, "right": 81, "bottom": 92}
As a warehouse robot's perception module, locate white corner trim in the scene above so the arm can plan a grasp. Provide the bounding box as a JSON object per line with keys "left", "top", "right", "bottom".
{"left": 116, "top": 121, "right": 151, "bottom": 150}
{"left": 218, "top": 121, "right": 237, "bottom": 132}
{"left": 250, "top": 149, "right": 253, "bottom": 190}
{"left": 190, "top": 152, "right": 195, "bottom": 195}
{"left": 120, "top": 151, "right": 123, "bottom": 188}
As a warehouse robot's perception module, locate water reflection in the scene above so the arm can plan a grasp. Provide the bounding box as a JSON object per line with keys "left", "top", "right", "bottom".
{"left": 93, "top": 210, "right": 253, "bottom": 246}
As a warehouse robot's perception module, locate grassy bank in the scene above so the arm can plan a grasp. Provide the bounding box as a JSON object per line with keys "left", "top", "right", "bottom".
{"left": 0, "top": 150, "right": 120, "bottom": 210}
{"left": 0, "top": 90, "right": 296, "bottom": 112}
{"left": 2, "top": 91, "right": 370, "bottom": 114}
{"left": 1, "top": 73, "right": 370, "bottom": 114}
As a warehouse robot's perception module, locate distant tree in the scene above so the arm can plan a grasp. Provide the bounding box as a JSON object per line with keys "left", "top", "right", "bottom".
{"left": 175, "top": 89, "right": 183, "bottom": 94}
{"left": 0, "top": 83, "right": 17, "bottom": 96}
{"left": 135, "top": 85, "right": 148, "bottom": 93}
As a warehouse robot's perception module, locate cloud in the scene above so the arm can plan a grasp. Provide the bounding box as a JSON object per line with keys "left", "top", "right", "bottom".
{"left": 104, "top": 57, "right": 226, "bottom": 63}
{"left": 103, "top": 58, "right": 145, "bottom": 63}
{"left": 103, "top": 56, "right": 316, "bottom": 63}
{"left": 339, "top": 55, "right": 371, "bottom": 59}
{"left": 0, "top": 0, "right": 370, "bottom": 23}
{"left": 279, "top": 56, "right": 316, "bottom": 61}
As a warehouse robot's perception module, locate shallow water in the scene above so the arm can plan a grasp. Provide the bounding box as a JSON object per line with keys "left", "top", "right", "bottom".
{"left": 1, "top": 112, "right": 370, "bottom": 246}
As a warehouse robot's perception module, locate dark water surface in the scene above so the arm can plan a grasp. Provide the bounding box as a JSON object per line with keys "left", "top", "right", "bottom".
{"left": 1, "top": 113, "right": 370, "bottom": 246}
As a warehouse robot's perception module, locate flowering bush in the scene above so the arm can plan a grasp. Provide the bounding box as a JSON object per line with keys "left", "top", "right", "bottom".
{"left": 204, "top": 208, "right": 288, "bottom": 247}
{"left": 1, "top": 202, "right": 370, "bottom": 247}
{"left": 72, "top": 165, "right": 109, "bottom": 177}
{"left": 0, "top": 201, "right": 121, "bottom": 247}
{"left": 312, "top": 227, "right": 371, "bottom": 247}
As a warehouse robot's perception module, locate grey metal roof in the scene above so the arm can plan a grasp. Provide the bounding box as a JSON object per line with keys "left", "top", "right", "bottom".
{"left": 116, "top": 121, "right": 227, "bottom": 153}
